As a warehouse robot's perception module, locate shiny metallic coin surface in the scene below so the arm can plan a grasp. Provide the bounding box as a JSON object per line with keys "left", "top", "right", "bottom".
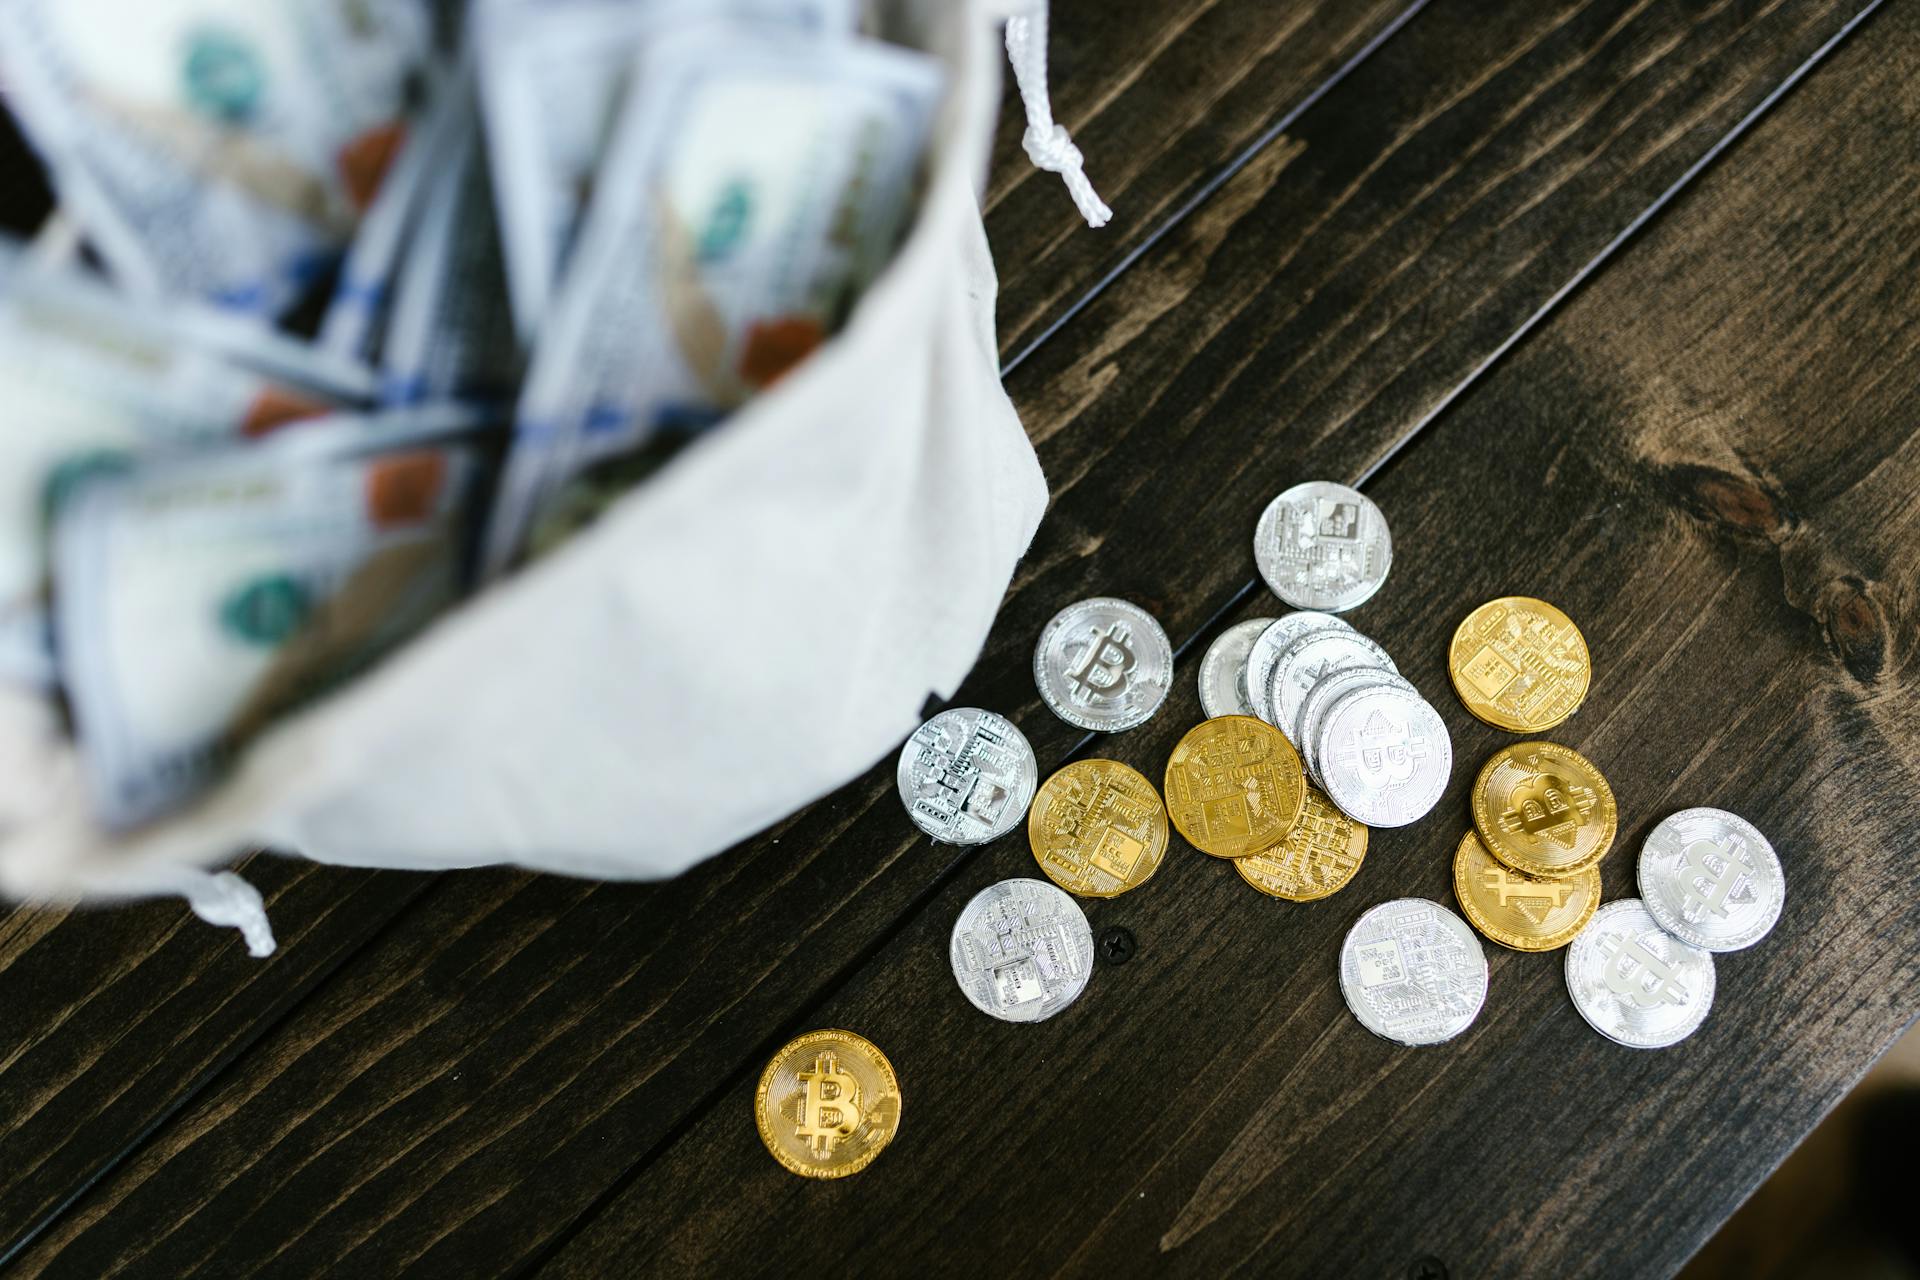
{"left": 755, "top": 1028, "right": 902, "bottom": 1178}
{"left": 1637, "top": 808, "right": 1784, "bottom": 952}
{"left": 1254, "top": 481, "right": 1392, "bottom": 612}
{"left": 1029, "top": 759, "right": 1169, "bottom": 897}
{"left": 1449, "top": 596, "right": 1592, "bottom": 732}
{"left": 1453, "top": 829, "right": 1599, "bottom": 951}
{"left": 1235, "top": 784, "right": 1368, "bottom": 901}
{"left": 1243, "top": 612, "right": 1351, "bottom": 725}
{"left": 1339, "top": 898, "right": 1488, "bottom": 1046}
{"left": 949, "top": 878, "right": 1094, "bottom": 1022}
{"left": 896, "top": 708, "right": 1037, "bottom": 845}
{"left": 1034, "top": 597, "right": 1173, "bottom": 732}
{"left": 1315, "top": 685, "right": 1452, "bottom": 827}
{"left": 1472, "top": 742, "right": 1617, "bottom": 878}
{"left": 1268, "top": 629, "right": 1397, "bottom": 752}
{"left": 1295, "top": 666, "right": 1416, "bottom": 783}
{"left": 1198, "top": 617, "right": 1275, "bottom": 719}
{"left": 1565, "top": 900, "right": 1715, "bottom": 1048}
{"left": 1163, "top": 716, "right": 1306, "bottom": 859}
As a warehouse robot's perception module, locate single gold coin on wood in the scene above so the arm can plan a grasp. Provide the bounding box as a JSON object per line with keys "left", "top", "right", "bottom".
{"left": 1471, "top": 741, "right": 1617, "bottom": 878}
{"left": 1234, "top": 784, "right": 1367, "bottom": 900}
{"left": 1029, "top": 759, "right": 1169, "bottom": 897}
{"left": 1452, "top": 829, "right": 1598, "bottom": 950}
{"left": 1448, "top": 596, "right": 1591, "bottom": 732}
{"left": 1163, "top": 715, "right": 1307, "bottom": 858}
{"left": 755, "top": 1028, "right": 902, "bottom": 1180}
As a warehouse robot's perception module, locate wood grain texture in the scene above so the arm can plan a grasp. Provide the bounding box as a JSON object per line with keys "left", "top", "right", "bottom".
{"left": 982, "top": 0, "right": 1420, "bottom": 362}
{"left": 0, "top": 859, "right": 428, "bottom": 1255}
{"left": 3, "top": 0, "right": 1898, "bottom": 1274}
{"left": 0, "top": 0, "right": 1397, "bottom": 1263}
{"left": 539, "top": 4, "right": 1920, "bottom": 1273}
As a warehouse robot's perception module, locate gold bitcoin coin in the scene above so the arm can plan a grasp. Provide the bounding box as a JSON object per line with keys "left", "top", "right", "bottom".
{"left": 1452, "top": 829, "right": 1598, "bottom": 950}
{"left": 755, "top": 1028, "right": 901, "bottom": 1179}
{"left": 1163, "top": 715, "right": 1306, "bottom": 858}
{"left": 1448, "top": 597, "right": 1591, "bottom": 732}
{"left": 1471, "top": 741, "right": 1617, "bottom": 878}
{"left": 1029, "top": 759, "right": 1169, "bottom": 897}
{"left": 1234, "top": 784, "right": 1367, "bottom": 900}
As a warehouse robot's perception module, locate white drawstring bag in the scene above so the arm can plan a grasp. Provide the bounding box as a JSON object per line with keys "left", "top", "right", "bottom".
{"left": 0, "top": 0, "right": 1105, "bottom": 955}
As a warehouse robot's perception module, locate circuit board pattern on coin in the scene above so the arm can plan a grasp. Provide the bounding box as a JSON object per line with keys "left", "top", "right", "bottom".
{"left": 1235, "top": 785, "right": 1367, "bottom": 900}
{"left": 1028, "top": 759, "right": 1169, "bottom": 897}
{"left": 950, "top": 878, "right": 1094, "bottom": 1022}
{"left": 1253, "top": 482, "right": 1392, "bottom": 612}
{"left": 1449, "top": 597, "right": 1591, "bottom": 732}
{"left": 755, "top": 1029, "right": 902, "bottom": 1179}
{"left": 1452, "top": 829, "right": 1598, "bottom": 951}
{"left": 1471, "top": 741, "right": 1617, "bottom": 878}
{"left": 1638, "top": 807, "right": 1785, "bottom": 952}
{"left": 1163, "top": 716, "right": 1306, "bottom": 858}
{"left": 896, "top": 708, "right": 1037, "bottom": 845}
{"left": 1565, "top": 900, "right": 1716, "bottom": 1048}
{"left": 1339, "top": 898, "right": 1488, "bottom": 1046}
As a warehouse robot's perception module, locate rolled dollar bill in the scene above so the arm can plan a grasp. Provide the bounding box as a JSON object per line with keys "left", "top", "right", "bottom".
{"left": 483, "top": 23, "right": 943, "bottom": 571}
{"left": 475, "top": 0, "right": 858, "bottom": 340}
{"left": 0, "top": 0, "right": 434, "bottom": 318}
{"left": 53, "top": 408, "right": 491, "bottom": 828}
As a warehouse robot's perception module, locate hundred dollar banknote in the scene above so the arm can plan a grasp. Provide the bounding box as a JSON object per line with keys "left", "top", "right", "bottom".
{"left": 482, "top": 24, "right": 942, "bottom": 571}
{"left": 53, "top": 408, "right": 490, "bottom": 829}
{"left": 476, "top": 0, "right": 858, "bottom": 341}
{"left": 0, "top": 0, "right": 433, "bottom": 318}
{"left": 0, "top": 249, "right": 372, "bottom": 686}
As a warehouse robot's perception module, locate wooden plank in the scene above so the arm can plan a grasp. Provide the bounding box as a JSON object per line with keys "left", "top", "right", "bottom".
{"left": 0, "top": 0, "right": 1399, "bottom": 1261}
{"left": 0, "top": 859, "right": 428, "bottom": 1257}
{"left": 982, "top": 0, "right": 1421, "bottom": 362}
{"left": 4, "top": 0, "right": 1889, "bottom": 1273}
{"left": 534, "top": 3, "right": 1920, "bottom": 1273}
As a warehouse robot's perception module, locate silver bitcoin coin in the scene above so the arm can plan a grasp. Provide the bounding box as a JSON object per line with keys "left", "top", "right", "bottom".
{"left": 1565, "top": 899, "right": 1716, "bottom": 1048}
{"left": 1315, "top": 684, "right": 1452, "bottom": 827}
{"left": 896, "top": 708, "right": 1038, "bottom": 845}
{"left": 1295, "top": 666, "right": 1417, "bottom": 782}
{"left": 1339, "top": 898, "right": 1488, "bottom": 1046}
{"left": 1033, "top": 597, "right": 1173, "bottom": 732}
{"left": 949, "top": 877, "right": 1095, "bottom": 1023}
{"left": 1254, "top": 481, "right": 1392, "bottom": 612}
{"left": 1197, "top": 617, "right": 1275, "bottom": 719}
{"left": 1268, "top": 629, "right": 1397, "bottom": 752}
{"left": 1243, "top": 612, "right": 1351, "bottom": 724}
{"left": 1637, "top": 808, "right": 1784, "bottom": 952}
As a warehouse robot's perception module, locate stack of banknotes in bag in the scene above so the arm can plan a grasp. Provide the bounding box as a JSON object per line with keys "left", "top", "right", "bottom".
{"left": 0, "top": 0, "right": 944, "bottom": 829}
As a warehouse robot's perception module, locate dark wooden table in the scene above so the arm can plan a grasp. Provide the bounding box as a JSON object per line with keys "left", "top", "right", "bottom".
{"left": 3, "top": 1, "right": 1917, "bottom": 1275}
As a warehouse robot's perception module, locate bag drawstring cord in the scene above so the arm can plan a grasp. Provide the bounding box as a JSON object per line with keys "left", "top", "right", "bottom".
{"left": 1002, "top": 1, "right": 1110, "bottom": 228}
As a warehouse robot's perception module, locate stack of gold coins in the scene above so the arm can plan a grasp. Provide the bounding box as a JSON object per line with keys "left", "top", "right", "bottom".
{"left": 1447, "top": 597, "right": 1610, "bottom": 951}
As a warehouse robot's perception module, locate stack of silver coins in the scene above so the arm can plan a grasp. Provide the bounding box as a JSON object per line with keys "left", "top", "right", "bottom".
{"left": 1197, "top": 481, "right": 1451, "bottom": 828}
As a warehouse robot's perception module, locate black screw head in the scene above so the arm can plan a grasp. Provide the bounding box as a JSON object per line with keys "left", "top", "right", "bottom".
{"left": 1097, "top": 925, "right": 1137, "bottom": 965}
{"left": 1407, "top": 1257, "right": 1448, "bottom": 1280}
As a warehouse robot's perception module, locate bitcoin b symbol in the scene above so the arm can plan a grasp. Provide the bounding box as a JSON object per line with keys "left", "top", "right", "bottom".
{"left": 793, "top": 1052, "right": 863, "bottom": 1156}
{"left": 1066, "top": 623, "right": 1136, "bottom": 704}
{"left": 1679, "top": 838, "right": 1747, "bottom": 919}
{"left": 1597, "top": 932, "right": 1689, "bottom": 1009}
